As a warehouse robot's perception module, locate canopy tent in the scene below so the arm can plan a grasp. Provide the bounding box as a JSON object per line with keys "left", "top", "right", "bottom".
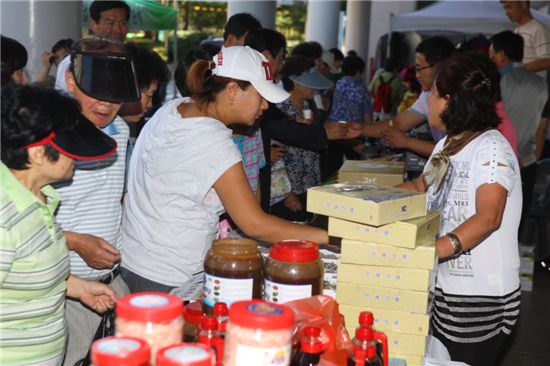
{"left": 82, "top": 0, "right": 177, "bottom": 31}
{"left": 390, "top": 0, "right": 550, "bottom": 35}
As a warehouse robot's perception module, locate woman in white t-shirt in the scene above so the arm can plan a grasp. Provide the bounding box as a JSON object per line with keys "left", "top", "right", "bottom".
{"left": 399, "top": 51, "right": 521, "bottom": 366}
{"left": 120, "top": 46, "right": 328, "bottom": 296}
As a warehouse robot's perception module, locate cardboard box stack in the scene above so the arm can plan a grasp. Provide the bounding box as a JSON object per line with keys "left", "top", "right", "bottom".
{"left": 307, "top": 183, "right": 439, "bottom": 366}
{"left": 338, "top": 160, "right": 405, "bottom": 187}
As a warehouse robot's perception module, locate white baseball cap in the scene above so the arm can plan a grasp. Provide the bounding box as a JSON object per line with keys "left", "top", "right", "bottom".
{"left": 211, "top": 46, "right": 289, "bottom": 104}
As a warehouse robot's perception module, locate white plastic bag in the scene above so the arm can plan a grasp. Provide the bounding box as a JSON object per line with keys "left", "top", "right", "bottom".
{"left": 423, "top": 335, "right": 471, "bottom": 366}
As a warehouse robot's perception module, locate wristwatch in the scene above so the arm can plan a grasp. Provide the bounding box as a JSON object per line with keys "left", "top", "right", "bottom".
{"left": 446, "top": 232, "right": 463, "bottom": 255}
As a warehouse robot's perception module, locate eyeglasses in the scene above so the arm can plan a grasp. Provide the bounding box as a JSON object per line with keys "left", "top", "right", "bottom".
{"left": 415, "top": 64, "right": 434, "bottom": 73}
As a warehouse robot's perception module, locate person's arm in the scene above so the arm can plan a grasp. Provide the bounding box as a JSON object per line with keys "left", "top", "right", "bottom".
{"left": 64, "top": 231, "right": 120, "bottom": 269}
{"left": 536, "top": 117, "right": 549, "bottom": 161}
{"left": 381, "top": 125, "right": 436, "bottom": 157}
{"left": 34, "top": 51, "right": 53, "bottom": 84}
{"left": 66, "top": 275, "right": 117, "bottom": 314}
{"left": 214, "top": 162, "right": 328, "bottom": 244}
{"left": 347, "top": 109, "right": 425, "bottom": 139}
{"left": 523, "top": 58, "right": 550, "bottom": 73}
{"left": 435, "top": 183, "right": 508, "bottom": 259}
{"left": 396, "top": 174, "right": 427, "bottom": 193}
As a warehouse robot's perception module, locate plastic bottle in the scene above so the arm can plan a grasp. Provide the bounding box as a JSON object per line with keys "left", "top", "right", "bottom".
{"left": 357, "top": 312, "right": 388, "bottom": 366}
{"left": 213, "top": 302, "right": 228, "bottom": 337}
{"left": 292, "top": 326, "right": 324, "bottom": 366}
{"left": 348, "top": 328, "right": 387, "bottom": 366}
{"left": 198, "top": 316, "right": 223, "bottom": 363}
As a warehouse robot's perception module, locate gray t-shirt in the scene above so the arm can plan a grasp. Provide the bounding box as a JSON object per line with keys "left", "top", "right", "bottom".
{"left": 121, "top": 98, "right": 242, "bottom": 287}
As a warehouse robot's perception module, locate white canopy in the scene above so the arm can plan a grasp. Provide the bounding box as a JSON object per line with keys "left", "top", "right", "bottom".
{"left": 390, "top": 0, "right": 550, "bottom": 35}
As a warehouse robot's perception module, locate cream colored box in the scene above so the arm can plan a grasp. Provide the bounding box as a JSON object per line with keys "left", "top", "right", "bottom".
{"left": 338, "top": 160, "right": 405, "bottom": 186}
{"left": 329, "top": 211, "right": 439, "bottom": 248}
{"left": 340, "top": 239, "right": 437, "bottom": 270}
{"left": 340, "top": 304, "right": 430, "bottom": 336}
{"left": 345, "top": 329, "right": 427, "bottom": 357}
{"left": 337, "top": 282, "right": 432, "bottom": 314}
{"left": 307, "top": 183, "right": 427, "bottom": 226}
{"left": 390, "top": 353, "right": 423, "bottom": 366}
{"left": 338, "top": 263, "right": 436, "bottom": 292}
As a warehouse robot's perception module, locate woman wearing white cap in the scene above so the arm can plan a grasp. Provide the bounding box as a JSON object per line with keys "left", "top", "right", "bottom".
{"left": 121, "top": 46, "right": 329, "bottom": 294}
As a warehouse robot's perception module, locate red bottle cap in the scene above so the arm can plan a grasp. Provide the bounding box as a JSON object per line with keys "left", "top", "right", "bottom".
{"left": 156, "top": 343, "right": 215, "bottom": 366}
{"left": 359, "top": 311, "right": 374, "bottom": 326}
{"left": 303, "top": 326, "right": 321, "bottom": 337}
{"left": 229, "top": 300, "right": 294, "bottom": 330}
{"left": 269, "top": 240, "right": 319, "bottom": 262}
{"left": 183, "top": 301, "right": 204, "bottom": 325}
{"left": 91, "top": 336, "right": 150, "bottom": 366}
{"left": 213, "top": 302, "right": 228, "bottom": 316}
{"left": 301, "top": 326, "right": 324, "bottom": 353}
{"left": 355, "top": 327, "right": 374, "bottom": 341}
{"left": 200, "top": 316, "right": 218, "bottom": 330}
{"left": 116, "top": 292, "right": 183, "bottom": 323}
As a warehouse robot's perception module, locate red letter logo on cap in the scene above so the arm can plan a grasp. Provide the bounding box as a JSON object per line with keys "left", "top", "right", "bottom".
{"left": 262, "top": 61, "right": 273, "bottom": 81}
{"left": 217, "top": 52, "right": 223, "bottom": 66}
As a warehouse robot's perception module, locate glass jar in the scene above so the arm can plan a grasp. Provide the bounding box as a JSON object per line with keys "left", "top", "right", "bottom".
{"left": 203, "top": 238, "right": 263, "bottom": 313}
{"left": 91, "top": 336, "right": 150, "bottom": 366}
{"left": 223, "top": 300, "right": 294, "bottom": 366}
{"left": 116, "top": 292, "right": 184, "bottom": 356}
{"left": 183, "top": 300, "right": 204, "bottom": 342}
{"left": 156, "top": 343, "right": 215, "bottom": 366}
{"left": 263, "top": 240, "right": 324, "bottom": 303}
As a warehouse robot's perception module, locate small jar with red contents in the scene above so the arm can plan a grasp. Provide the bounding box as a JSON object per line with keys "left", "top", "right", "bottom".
{"left": 156, "top": 343, "right": 215, "bottom": 366}
{"left": 91, "top": 336, "right": 150, "bottom": 366}
{"left": 223, "top": 300, "right": 295, "bottom": 366}
{"left": 183, "top": 300, "right": 205, "bottom": 342}
{"left": 116, "top": 292, "right": 184, "bottom": 356}
{"left": 263, "top": 240, "right": 324, "bottom": 303}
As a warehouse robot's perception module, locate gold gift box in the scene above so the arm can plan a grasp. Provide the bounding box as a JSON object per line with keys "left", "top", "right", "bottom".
{"left": 329, "top": 212, "right": 439, "bottom": 249}
{"left": 340, "top": 239, "right": 437, "bottom": 270}
{"left": 338, "top": 160, "right": 405, "bottom": 186}
{"left": 337, "top": 282, "right": 433, "bottom": 314}
{"left": 340, "top": 305, "right": 430, "bottom": 336}
{"left": 337, "top": 263, "right": 436, "bottom": 292}
{"left": 307, "top": 183, "right": 427, "bottom": 226}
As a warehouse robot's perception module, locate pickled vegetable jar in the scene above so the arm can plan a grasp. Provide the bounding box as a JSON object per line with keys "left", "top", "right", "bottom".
{"left": 156, "top": 343, "right": 215, "bottom": 366}
{"left": 91, "top": 336, "right": 150, "bottom": 366}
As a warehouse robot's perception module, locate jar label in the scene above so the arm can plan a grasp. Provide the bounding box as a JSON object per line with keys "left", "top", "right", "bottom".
{"left": 164, "top": 346, "right": 209, "bottom": 361}
{"left": 203, "top": 273, "right": 253, "bottom": 307}
{"left": 263, "top": 279, "right": 312, "bottom": 303}
{"left": 235, "top": 344, "right": 291, "bottom": 366}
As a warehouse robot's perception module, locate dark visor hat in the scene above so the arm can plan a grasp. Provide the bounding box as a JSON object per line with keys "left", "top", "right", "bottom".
{"left": 70, "top": 51, "right": 140, "bottom": 103}
{"left": 22, "top": 113, "right": 117, "bottom": 160}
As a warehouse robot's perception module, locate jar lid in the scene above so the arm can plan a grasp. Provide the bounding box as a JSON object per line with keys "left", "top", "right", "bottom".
{"left": 91, "top": 336, "right": 150, "bottom": 366}
{"left": 116, "top": 292, "right": 183, "bottom": 323}
{"left": 211, "top": 238, "right": 259, "bottom": 256}
{"left": 156, "top": 343, "right": 214, "bottom": 366}
{"left": 229, "top": 300, "right": 294, "bottom": 331}
{"left": 183, "top": 300, "right": 204, "bottom": 324}
{"left": 269, "top": 240, "right": 319, "bottom": 263}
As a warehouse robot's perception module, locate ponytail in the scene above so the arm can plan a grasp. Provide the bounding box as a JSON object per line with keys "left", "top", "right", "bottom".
{"left": 185, "top": 59, "right": 213, "bottom": 96}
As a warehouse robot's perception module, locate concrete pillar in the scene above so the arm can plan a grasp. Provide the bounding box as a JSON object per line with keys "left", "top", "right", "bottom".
{"left": 1, "top": 0, "right": 83, "bottom": 81}
{"left": 227, "top": 1, "right": 276, "bottom": 30}
{"left": 305, "top": 0, "right": 341, "bottom": 50}
{"left": 344, "top": 0, "right": 371, "bottom": 63}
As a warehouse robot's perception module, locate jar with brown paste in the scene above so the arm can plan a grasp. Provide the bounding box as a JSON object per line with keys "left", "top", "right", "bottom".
{"left": 263, "top": 240, "right": 324, "bottom": 304}
{"left": 203, "top": 238, "right": 263, "bottom": 314}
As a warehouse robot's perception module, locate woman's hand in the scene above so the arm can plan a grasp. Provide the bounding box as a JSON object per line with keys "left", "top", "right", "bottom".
{"left": 66, "top": 275, "right": 118, "bottom": 314}
{"left": 270, "top": 145, "right": 286, "bottom": 163}
{"left": 284, "top": 192, "right": 303, "bottom": 212}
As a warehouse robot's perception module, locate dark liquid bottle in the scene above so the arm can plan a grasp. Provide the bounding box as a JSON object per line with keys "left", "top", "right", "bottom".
{"left": 292, "top": 326, "right": 324, "bottom": 366}
{"left": 213, "top": 302, "right": 228, "bottom": 338}
{"left": 198, "top": 315, "right": 224, "bottom": 363}
{"left": 358, "top": 311, "right": 388, "bottom": 366}
{"left": 348, "top": 328, "right": 383, "bottom": 366}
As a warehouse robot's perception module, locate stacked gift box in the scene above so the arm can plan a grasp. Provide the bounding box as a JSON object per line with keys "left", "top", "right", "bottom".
{"left": 307, "top": 183, "right": 439, "bottom": 366}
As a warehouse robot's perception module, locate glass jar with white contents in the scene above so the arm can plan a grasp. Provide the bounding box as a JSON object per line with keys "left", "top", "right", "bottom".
{"left": 116, "top": 292, "right": 184, "bottom": 357}
{"left": 91, "top": 336, "right": 150, "bottom": 366}
{"left": 156, "top": 343, "right": 215, "bottom": 366}
{"left": 223, "top": 300, "right": 295, "bottom": 366}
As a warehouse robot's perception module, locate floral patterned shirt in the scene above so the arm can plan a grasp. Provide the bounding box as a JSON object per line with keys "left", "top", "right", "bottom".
{"left": 329, "top": 76, "right": 373, "bottom": 122}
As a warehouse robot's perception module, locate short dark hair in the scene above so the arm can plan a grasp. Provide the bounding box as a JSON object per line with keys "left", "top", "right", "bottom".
{"left": 416, "top": 36, "right": 455, "bottom": 65}
{"left": 341, "top": 55, "right": 365, "bottom": 76}
{"left": 244, "top": 28, "right": 286, "bottom": 60}
{"left": 490, "top": 30, "right": 524, "bottom": 63}
{"left": 126, "top": 42, "right": 169, "bottom": 91}
{"left": 1, "top": 35, "right": 28, "bottom": 85}
{"left": 1, "top": 85, "right": 84, "bottom": 169}
{"left": 280, "top": 55, "right": 315, "bottom": 92}
{"left": 175, "top": 47, "right": 210, "bottom": 97}
{"left": 291, "top": 41, "right": 323, "bottom": 61}
{"left": 89, "top": 0, "right": 130, "bottom": 23}
{"left": 51, "top": 38, "right": 74, "bottom": 53}
{"left": 223, "top": 13, "right": 262, "bottom": 41}
{"left": 434, "top": 51, "right": 501, "bottom": 136}
{"left": 329, "top": 48, "right": 344, "bottom": 62}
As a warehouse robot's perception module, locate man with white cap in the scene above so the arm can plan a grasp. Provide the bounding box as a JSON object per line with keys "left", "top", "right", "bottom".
{"left": 120, "top": 46, "right": 328, "bottom": 295}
